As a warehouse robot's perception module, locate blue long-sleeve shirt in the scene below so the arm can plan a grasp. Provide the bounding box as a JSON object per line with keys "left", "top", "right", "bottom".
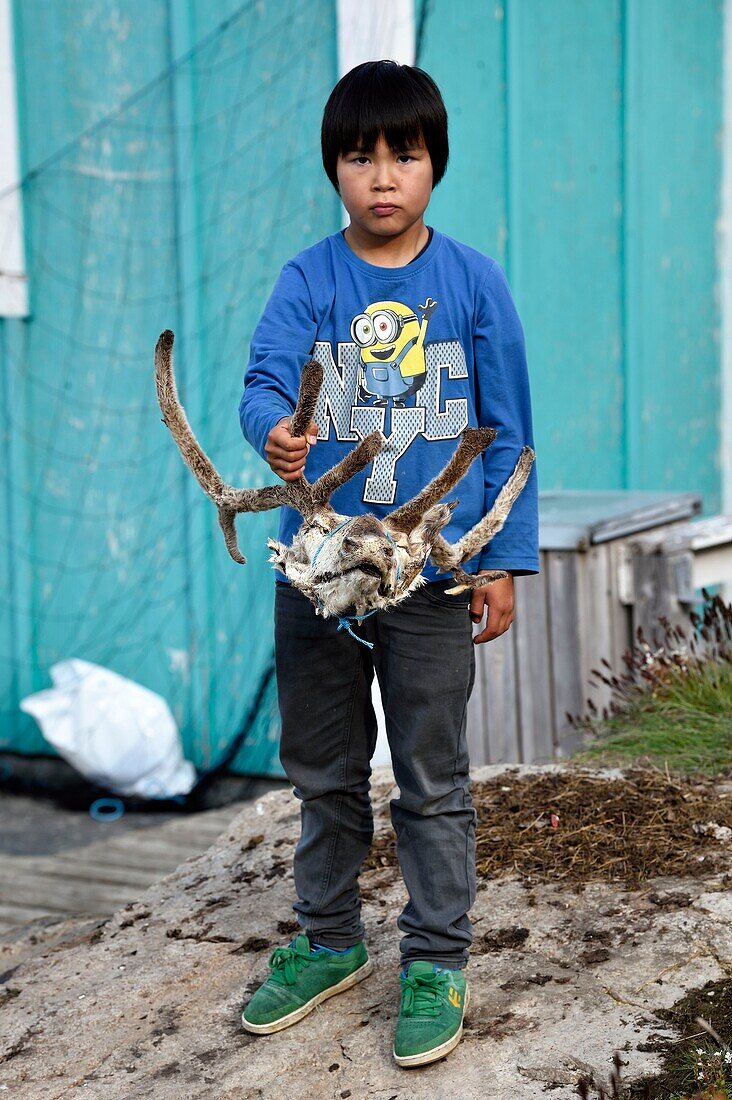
{"left": 239, "top": 227, "right": 539, "bottom": 581}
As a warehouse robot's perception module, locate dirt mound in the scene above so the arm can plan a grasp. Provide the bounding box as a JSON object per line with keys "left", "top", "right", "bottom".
{"left": 365, "top": 767, "right": 732, "bottom": 889}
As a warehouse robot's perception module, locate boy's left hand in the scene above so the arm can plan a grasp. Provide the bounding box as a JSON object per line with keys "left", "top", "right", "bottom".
{"left": 469, "top": 572, "right": 514, "bottom": 644}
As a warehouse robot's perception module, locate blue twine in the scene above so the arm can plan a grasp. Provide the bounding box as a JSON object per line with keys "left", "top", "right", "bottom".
{"left": 89, "top": 797, "right": 125, "bottom": 821}
{"left": 310, "top": 519, "right": 345, "bottom": 566}
{"left": 310, "top": 521, "right": 401, "bottom": 649}
{"left": 327, "top": 605, "right": 378, "bottom": 649}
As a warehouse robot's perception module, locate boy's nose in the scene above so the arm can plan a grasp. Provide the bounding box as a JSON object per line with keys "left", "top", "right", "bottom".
{"left": 373, "top": 170, "right": 395, "bottom": 191}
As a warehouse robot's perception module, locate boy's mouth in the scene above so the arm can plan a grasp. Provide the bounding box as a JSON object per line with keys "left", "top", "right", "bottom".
{"left": 371, "top": 203, "right": 398, "bottom": 215}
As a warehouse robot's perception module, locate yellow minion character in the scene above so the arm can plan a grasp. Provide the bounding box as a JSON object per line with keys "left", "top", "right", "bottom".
{"left": 351, "top": 297, "right": 438, "bottom": 407}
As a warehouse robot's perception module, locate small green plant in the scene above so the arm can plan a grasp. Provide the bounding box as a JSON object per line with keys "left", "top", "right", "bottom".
{"left": 689, "top": 1045, "right": 732, "bottom": 1096}
{"left": 682, "top": 1016, "right": 732, "bottom": 1099}
{"left": 570, "top": 591, "right": 732, "bottom": 775}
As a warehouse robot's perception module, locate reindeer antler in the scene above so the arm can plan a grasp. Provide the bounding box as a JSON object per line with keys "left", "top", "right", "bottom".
{"left": 382, "top": 425, "right": 535, "bottom": 593}
{"left": 288, "top": 359, "right": 323, "bottom": 439}
{"left": 154, "top": 331, "right": 384, "bottom": 564}
{"left": 383, "top": 427, "right": 497, "bottom": 533}
{"left": 428, "top": 443, "right": 536, "bottom": 592}
{"left": 156, "top": 330, "right": 535, "bottom": 607}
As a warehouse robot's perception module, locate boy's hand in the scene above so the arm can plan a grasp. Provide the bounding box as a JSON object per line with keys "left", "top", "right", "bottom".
{"left": 469, "top": 572, "right": 515, "bottom": 644}
{"left": 265, "top": 416, "right": 317, "bottom": 482}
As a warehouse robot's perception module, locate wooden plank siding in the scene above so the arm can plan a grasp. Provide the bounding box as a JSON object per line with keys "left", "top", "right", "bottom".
{"left": 467, "top": 542, "right": 636, "bottom": 767}
{"left": 466, "top": 515, "right": 708, "bottom": 766}
{"left": 513, "top": 571, "right": 553, "bottom": 764}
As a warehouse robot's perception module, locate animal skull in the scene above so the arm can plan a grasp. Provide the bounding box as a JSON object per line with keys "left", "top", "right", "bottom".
{"left": 154, "top": 330, "right": 535, "bottom": 620}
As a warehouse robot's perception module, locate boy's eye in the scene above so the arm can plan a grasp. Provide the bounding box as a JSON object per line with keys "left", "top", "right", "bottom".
{"left": 347, "top": 154, "right": 413, "bottom": 163}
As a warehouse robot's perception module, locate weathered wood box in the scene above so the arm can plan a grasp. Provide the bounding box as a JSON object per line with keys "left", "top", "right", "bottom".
{"left": 466, "top": 490, "right": 714, "bottom": 766}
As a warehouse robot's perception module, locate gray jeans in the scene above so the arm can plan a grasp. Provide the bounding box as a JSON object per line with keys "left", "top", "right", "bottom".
{"left": 274, "top": 578, "right": 477, "bottom": 970}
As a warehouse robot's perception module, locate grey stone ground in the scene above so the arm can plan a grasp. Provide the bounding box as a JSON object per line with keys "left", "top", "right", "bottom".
{"left": 1, "top": 763, "right": 730, "bottom": 1099}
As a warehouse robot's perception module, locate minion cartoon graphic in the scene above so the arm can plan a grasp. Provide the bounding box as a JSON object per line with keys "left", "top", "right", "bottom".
{"left": 351, "top": 297, "right": 438, "bottom": 407}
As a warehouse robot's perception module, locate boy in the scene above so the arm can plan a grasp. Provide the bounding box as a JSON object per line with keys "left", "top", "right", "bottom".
{"left": 238, "top": 60, "right": 539, "bottom": 1067}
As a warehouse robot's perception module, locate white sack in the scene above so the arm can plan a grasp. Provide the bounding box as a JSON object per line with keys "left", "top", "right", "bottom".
{"left": 19, "top": 658, "right": 196, "bottom": 798}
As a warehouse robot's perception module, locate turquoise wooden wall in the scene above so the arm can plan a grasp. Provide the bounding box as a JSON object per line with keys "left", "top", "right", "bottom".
{"left": 0, "top": 0, "right": 725, "bottom": 769}
{"left": 422, "top": 0, "right": 724, "bottom": 505}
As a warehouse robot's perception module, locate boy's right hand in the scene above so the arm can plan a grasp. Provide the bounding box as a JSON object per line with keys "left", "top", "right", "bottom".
{"left": 265, "top": 416, "right": 318, "bottom": 482}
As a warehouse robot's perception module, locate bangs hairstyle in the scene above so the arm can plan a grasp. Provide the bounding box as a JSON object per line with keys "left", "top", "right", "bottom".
{"left": 321, "top": 60, "right": 449, "bottom": 193}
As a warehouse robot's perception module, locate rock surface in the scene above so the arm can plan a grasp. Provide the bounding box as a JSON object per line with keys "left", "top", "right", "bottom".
{"left": 1, "top": 763, "right": 731, "bottom": 1099}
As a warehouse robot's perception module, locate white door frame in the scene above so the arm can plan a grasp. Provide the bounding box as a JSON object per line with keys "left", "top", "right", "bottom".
{"left": 0, "top": 0, "right": 28, "bottom": 317}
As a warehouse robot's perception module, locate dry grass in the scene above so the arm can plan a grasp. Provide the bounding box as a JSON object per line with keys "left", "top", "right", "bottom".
{"left": 365, "top": 767, "right": 732, "bottom": 890}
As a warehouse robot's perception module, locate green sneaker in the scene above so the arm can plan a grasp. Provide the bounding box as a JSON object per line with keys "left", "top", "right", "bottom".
{"left": 241, "top": 933, "right": 373, "bottom": 1034}
{"left": 393, "top": 961, "right": 469, "bottom": 1067}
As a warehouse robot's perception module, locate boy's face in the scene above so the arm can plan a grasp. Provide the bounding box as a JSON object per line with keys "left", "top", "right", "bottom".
{"left": 336, "top": 133, "right": 433, "bottom": 240}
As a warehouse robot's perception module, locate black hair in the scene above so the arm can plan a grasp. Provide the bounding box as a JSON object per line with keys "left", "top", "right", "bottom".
{"left": 321, "top": 60, "right": 449, "bottom": 193}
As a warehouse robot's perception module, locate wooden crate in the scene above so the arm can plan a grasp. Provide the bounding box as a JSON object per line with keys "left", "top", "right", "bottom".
{"left": 467, "top": 490, "right": 702, "bottom": 765}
